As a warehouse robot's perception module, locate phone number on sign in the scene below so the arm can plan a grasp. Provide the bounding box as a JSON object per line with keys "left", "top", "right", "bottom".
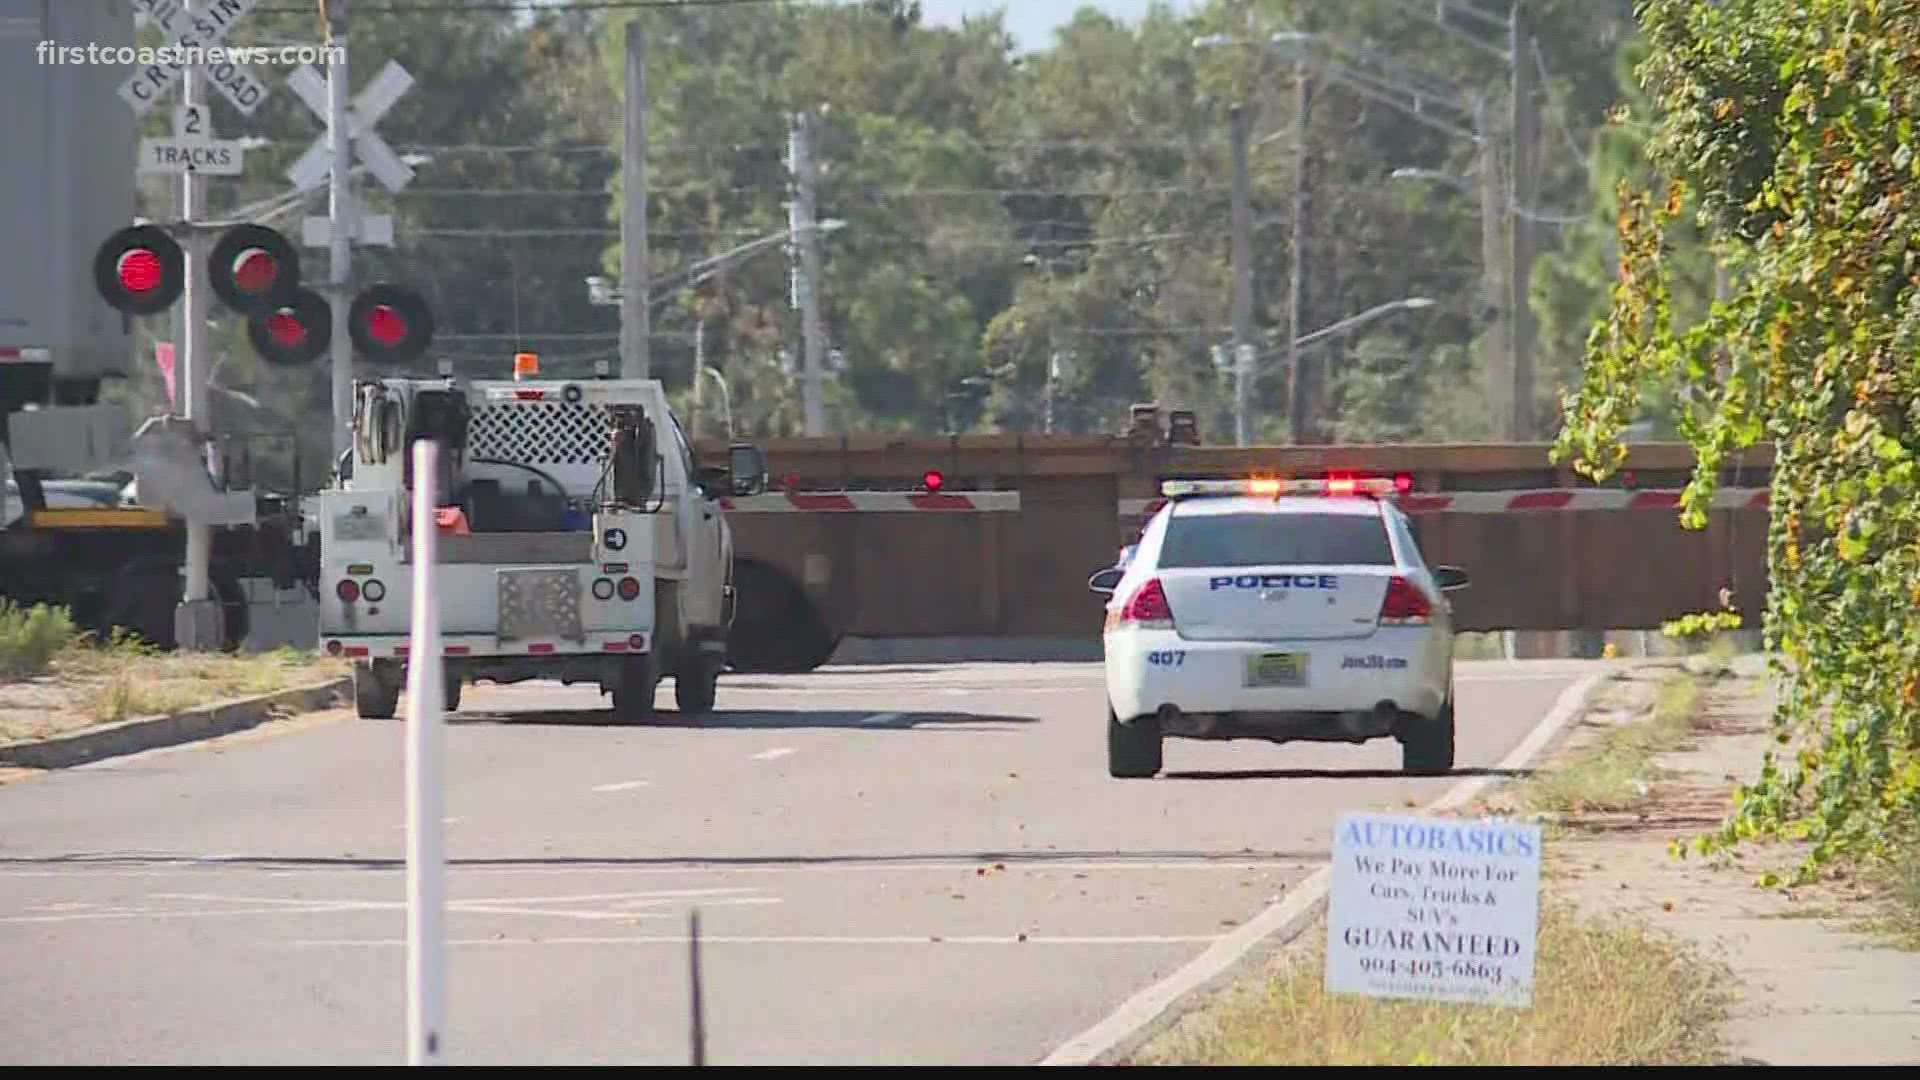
{"left": 1359, "top": 956, "right": 1506, "bottom": 984}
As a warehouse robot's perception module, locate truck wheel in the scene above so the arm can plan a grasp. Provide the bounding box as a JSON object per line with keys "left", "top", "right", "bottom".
{"left": 675, "top": 653, "right": 721, "bottom": 715}
{"left": 353, "top": 660, "right": 400, "bottom": 719}
{"left": 1107, "top": 705, "right": 1162, "bottom": 778}
{"left": 443, "top": 670, "right": 463, "bottom": 714}
{"left": 611, "top": 653, "right": 656, "bottom": 723}
{"left": 1400, "top": 698, "right": 1456, "bottom": 775}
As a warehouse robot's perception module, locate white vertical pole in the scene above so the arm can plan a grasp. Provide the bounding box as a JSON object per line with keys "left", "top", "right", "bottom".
{"left": 405, "top": 439, "right": 446, "bottom": 1065}
{"left": 178, "top": 0, "right": 216, "bottom": 650}
{"left": 326, "top": 0, "right": 355, "bottom": 459}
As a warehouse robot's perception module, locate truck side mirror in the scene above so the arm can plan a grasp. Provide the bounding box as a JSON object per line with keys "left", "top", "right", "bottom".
{"left": 728, "top": 444, "right": 768, "bottom": 497}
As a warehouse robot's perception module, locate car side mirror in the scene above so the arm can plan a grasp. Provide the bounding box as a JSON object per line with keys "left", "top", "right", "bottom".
{"left": 694, "top": 464, "right": 730, "bottom": 498}
{"left": 728, "top": 443, "right": 768, "bottom": 497}
{"left": 1434, "top": 565, "right": 1470, "bottom": 592}
{"left": 1088, "top": 567, "right": 1124, "bottom": 595}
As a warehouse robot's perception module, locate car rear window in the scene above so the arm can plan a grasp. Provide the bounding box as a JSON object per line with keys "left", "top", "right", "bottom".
{"left": 1158, "top": 512, "right": 1395, "bottom": 568}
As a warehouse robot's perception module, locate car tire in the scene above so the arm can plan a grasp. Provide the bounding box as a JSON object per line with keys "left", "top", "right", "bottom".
{"left": 1400, "top": 697, "right": 1455, "bottom": 775}
{"left": 353, "top": 660, "right": 400, "bottom": 719}
{"left": 611, "top": 653, "right": 657, "bottom": 723}
{"left": 1107, "top": 705, "right": 1163, "bottom": 779}
{"left": 676, "top": 653, "right": 720, "bottom": 715}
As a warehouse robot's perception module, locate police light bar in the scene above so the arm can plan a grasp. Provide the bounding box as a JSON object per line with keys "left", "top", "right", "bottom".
{"left": 1159, "top": 477, "right": 1403, "bottom": 499}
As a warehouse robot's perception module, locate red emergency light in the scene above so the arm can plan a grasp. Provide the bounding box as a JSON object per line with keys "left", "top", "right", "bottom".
{"left": 923, "top": 469, "right": 945, "bottom": 494}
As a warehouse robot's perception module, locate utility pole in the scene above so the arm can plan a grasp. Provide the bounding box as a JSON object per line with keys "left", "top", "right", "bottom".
{"left": 1228, "top": 105, "right": 1253, "bottom": 447}
{"left": 1477, "top": 93, "right": 1512, "bottom": 441}
{"left": 621, "top": 21, "right": 650, "bottom": 378}
{"left": 176, "top": 0, "right": 218, "bottom": 651}
{"left": 1284, "top": 66, "right": 1316, "bottom": 445}
{"left": 790, "top": 110, "right": 827, "bottom": 436}
{"left": 325, "top": 0, "right": 354, "bottom": 458}
{"left": 1508, "top": 0, "right": 1539, "bottom": 440}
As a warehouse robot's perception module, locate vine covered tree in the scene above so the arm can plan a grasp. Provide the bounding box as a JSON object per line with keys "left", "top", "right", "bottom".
{"left": 1554, "top": 0, "right": 1920, "bottom": 873}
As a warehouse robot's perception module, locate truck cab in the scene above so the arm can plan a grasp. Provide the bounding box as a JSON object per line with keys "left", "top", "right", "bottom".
{"left": 314, "top": 363, "right": 767, "bottom": 721}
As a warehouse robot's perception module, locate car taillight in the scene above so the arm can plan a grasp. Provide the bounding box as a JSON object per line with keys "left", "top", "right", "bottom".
{"left": 1118, "top": 577, "right": 1175, "bottom": 628}
{"left": 336, "top": 579, "right": 360, "bottom": 603}
{"left": 1379, "top": 576, "right": 1433, "bottom": 624}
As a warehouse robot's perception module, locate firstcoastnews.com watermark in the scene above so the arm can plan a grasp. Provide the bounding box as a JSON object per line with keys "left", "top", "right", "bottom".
{"left": 36, "top": 41, "right": 344, "bottom": 67}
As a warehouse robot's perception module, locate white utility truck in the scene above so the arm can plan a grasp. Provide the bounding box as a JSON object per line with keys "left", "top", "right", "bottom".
{"left": 313, "top": 362, "right": 767, "bottom": 721}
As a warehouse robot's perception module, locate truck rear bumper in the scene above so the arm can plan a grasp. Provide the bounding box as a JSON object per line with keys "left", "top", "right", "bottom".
{"left": 320, "top": 631, "right": 652, "bottom": 661}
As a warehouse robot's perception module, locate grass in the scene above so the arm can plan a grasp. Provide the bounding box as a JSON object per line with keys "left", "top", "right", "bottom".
{"left": 61, "top": 639, "right": 345, "bottom": 724}
{"left": 1133, "top": 902, "right": 1733, "bottom": 1066}
{"left": 1519, "top": 674, "right": 1704, "bottom": 815}
{"left": 0, "top": 601, "right": 79, "bottom": 681}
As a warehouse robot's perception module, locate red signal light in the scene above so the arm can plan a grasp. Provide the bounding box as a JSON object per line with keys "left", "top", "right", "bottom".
{"left": 118, "top": 249, "right": 163, "bottom": 293}
{"left": 232, "top": 250, "right": 278, "bottom": 294}
{"left": 350, "top": 283, "right": 435, "bottom": 366}
{"left": 94, "top": 224, "right": 185, "bottom": 315}
{"left": 1394, "top": 472, "right": 1414, "bottom": 495}
{"left": 208, "top": 224, "right": 300, "bottom": 315}
{"left": 923, "top": 469, "right": 945, "bottom": 493}
{"left": 367, "top": 304, "right": 408, "bottom": 347}
{"left": 266, "top": 312, "right": 307, "bottom": 347}
{"left": 247, "top": 287, "right": 332, "bottom": 368}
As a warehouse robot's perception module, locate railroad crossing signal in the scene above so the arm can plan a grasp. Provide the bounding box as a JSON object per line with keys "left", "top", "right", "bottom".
{"left": 284, "top": 60, "right": 413, "bottom": 247}
{"left": 120, "top": 0, "right": 272, "bottom": 117}
{"left": 91, "top": 224, "right": 435, "bottom": 367}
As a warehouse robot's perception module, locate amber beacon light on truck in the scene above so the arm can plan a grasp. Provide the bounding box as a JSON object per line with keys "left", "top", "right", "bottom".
{"left": 93, "top": 223, "right": 435, "bottom": 369}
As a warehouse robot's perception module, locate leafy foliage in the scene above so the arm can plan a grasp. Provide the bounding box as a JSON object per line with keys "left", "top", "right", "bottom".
{"left": 1554, "top": 0, "right": 1920, "bottom": 874}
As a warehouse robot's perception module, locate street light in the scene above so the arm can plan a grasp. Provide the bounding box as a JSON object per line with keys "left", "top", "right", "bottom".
{"left": 1227, "top": 297, "right": 1437, "bottom": 443}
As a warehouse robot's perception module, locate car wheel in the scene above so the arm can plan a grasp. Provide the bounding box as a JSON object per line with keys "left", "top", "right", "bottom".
{"left": 1107, "top": 704, "right": 1163, "bottom": 778}
{"left": 1400, "top": 697, "right": 1455, "bottom": 775}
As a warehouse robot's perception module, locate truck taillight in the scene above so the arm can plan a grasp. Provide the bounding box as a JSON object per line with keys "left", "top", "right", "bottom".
{"left": 336, "top": 579, "right": 360, "bottom": 603}
{"left": 592, "top": 578, "right": 616, "bottom": 600}
{"left": 1118, "top": 577, "right": 1174, "bottom": 628}
{"left": 361, "top": 579, "right": 386, "bottom": 602}
{"left": 618, "top": 577, "right": 641, "bottom": 601}
{"left": 1379, "top": 576, "right": 1432, "bottom": 625}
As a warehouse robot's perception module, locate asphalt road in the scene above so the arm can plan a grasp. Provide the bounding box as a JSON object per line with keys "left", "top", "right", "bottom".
{"left": 0, "top": 659, "right": 1601, "bottom": 1065}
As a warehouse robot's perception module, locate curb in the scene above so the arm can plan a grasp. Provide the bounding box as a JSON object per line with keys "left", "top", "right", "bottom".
{"left": 0, "top": 677, "right": 351, "bottom": 771}
{"left": 1040, "top": 665, "right": 1625, "bottom": 1067}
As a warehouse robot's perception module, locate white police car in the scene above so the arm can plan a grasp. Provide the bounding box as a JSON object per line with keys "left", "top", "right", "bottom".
{"left": 1088, "top": 476, "right": 1469, "bottom": 779}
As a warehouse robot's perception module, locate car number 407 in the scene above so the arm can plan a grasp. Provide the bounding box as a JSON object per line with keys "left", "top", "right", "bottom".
{"left": 1148, "top": 650, "right": 1186, "bottom": 667}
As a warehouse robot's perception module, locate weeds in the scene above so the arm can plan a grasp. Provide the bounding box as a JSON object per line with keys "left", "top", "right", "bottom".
{"left": 1134, "top": 903, "right": 1732, "bottom": 1065}
{"left": 1521, "top": 674, "right": 1703, "bottom": 815}
{"left": 0, "top": 601, "right": 79, "bottom": 681}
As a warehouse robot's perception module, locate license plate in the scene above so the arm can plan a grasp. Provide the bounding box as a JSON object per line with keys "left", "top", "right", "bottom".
{"left": 1246, "top": 652, "right": 1307, "bottom": 688}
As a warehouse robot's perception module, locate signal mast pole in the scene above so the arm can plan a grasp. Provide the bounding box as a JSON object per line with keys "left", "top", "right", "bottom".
{"left": 176, "top": 0, "right": 219, "bottom": 651}
{"left": 325, "top": 0, "right": 354, "bottom": 457}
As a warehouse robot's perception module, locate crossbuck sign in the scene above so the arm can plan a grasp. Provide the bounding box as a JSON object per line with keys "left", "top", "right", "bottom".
{"left": 284, "top": 60, "right": 415, "bottom": 248}
{"left": 119, "top": 0, "right": 272, "bottom": 117}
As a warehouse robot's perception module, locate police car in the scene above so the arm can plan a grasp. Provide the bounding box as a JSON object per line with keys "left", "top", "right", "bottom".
{"left": 1088, "top": 476, "right": 1470, "bottom": 779}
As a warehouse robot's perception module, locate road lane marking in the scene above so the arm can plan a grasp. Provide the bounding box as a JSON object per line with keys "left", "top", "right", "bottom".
{"left": 859, "top": 712, "right": 901, "bottom": 726}
{"left": 1041, "top": 670, "right": 1610, "bottom": 1067}
{"left": 752, "top": 747, "right": 796, "bottom": 761}
{"left": 591, "top": 780, "right": 651, "bottom": 793}
{"left": 287, "top": 933, "right": 1225, "bottom": 948}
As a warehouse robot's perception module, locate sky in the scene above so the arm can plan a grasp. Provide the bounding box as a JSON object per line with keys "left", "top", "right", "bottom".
{"left": 919, "top": 0, "right": 1197, "bottom": 54}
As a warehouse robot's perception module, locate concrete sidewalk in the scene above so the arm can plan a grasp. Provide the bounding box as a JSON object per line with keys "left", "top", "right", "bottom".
{"left": 1528, "top": 657, "right": 1920, "bottom": 1066}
